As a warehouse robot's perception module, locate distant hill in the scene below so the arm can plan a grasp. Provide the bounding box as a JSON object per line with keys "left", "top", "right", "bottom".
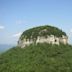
{"left": 0, "top": 44, "right": 13, "bottom": 53}
{"left": 0, "top": 43, "right": 72, "bottom": 72}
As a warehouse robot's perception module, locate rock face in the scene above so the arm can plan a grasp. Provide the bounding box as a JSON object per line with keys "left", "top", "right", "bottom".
{"left": 18, "top": 25, "right": 68, "bottom": 48}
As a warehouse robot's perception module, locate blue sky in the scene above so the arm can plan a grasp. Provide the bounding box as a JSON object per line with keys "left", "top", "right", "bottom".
{"left": 0, "top": 0, "right": 72, "bottom": 45}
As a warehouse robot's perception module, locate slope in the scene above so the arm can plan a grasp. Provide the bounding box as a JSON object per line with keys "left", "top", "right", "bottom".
{"left": 0, "top": 43, "right": 72, "bottom": 72}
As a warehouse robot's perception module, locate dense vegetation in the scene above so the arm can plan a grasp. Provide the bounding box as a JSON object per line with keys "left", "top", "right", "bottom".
{"left": 0, "top": 43, "right": 72, "bottom": 72}
{"left": 20, "top": 25, "right": 66, "bottom": 40}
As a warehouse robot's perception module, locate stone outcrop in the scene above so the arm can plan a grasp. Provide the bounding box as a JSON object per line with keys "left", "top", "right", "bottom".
{"left": 18, "top": 35, "right": 68, "bottom": 48}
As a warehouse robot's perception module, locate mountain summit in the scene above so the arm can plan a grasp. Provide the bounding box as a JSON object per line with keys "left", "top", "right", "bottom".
{"left": 18, "top": 25, "right": 68, "bottom": 48}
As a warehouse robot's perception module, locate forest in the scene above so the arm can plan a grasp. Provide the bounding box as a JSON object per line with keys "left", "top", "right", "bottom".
{"left": 0, "top": 43, "right": 72, "bottom": 72}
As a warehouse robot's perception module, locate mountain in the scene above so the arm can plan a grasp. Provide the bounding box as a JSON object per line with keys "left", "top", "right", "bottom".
{"left": 18, "top": 25, "right": 67, "bottom": 48}
{"left": 0, "top": 25, "right": 72, "bottom": 72}
{"left": 0, "top": 44, "right": 72, "bottom": 72}
{"left": 0, "top": 44, "right": 13, "bottom": 53}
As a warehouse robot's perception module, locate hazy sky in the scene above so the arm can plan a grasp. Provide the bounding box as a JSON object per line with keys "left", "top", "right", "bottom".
{"left": 0, "top": 0, "right": 72, "bottom": 45}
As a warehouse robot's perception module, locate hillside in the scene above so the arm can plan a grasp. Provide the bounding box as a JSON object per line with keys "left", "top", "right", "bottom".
{"left": 20, "top": 25, "right": 66, "bottom": 40}
{"left": 0, "top": 43, "right": 72, "bottom": 72}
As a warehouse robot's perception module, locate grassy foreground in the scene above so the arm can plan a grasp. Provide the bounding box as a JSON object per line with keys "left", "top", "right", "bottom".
{"left": 0, "top": 43, "right": 72, "bottom": 72}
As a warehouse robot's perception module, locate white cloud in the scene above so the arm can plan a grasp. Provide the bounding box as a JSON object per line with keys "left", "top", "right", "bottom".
{"left": 16, "top": 20, "right": 26, "bottom": 24}
{"left": 70, "top": 29, "right": 72, "bottom": 33}
{"left": 0, "top": 26, "right": 5, "bottom": 30}
{"left": 68, "top": 29, "right": 72, "bottom": 38}
{"left": 12, "top": 32, "right": 22, "bottom": 37}
{"left": 68, "top": 29, "right": 72, "bottom": 44}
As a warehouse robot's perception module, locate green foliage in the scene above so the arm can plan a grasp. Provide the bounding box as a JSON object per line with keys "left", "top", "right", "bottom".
{"left": 0, "top": 44, "right": 72, "bottom": 72}
{"left": 20, "top": 25, "right": 66, "bottom": 40}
